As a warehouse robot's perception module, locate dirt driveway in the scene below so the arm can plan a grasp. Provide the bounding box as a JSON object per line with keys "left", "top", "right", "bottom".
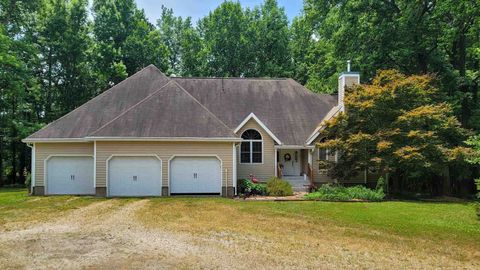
{"left": 0, "top": 195, "right": 479, "bottom": 269}
{"left": 0, "top": 199, "right": 243, "bottom": 269}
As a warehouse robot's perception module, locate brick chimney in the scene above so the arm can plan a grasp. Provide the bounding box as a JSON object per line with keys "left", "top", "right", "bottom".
{"left": 338, "top": 60, "right": 360, "bottom": 111}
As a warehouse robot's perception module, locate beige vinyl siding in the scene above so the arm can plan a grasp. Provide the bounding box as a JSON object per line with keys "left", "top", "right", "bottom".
{"left": 95, "top": 141, "right": 234, "bottom": 188}
{"left": 236, "top": 119, "right": 275, "bottom": 182}
{"left": 312, "top": 146, "right": 336, "bottom": 184}
{"left": 34, "top": 142, "right": 94, "bottom": 186}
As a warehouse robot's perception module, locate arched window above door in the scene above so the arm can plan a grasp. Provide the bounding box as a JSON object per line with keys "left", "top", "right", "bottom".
{"left": 240, "top": 129, "right": 262, "bottom": 164}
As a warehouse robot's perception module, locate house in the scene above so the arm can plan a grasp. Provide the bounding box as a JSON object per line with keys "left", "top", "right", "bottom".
{"left": 23, "top": 65, "right": 376, "bottom": 197}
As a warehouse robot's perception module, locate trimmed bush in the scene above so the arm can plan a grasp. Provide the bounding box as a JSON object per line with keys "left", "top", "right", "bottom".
{"left": 238, "top": 179, "right": 267, "bottom": 195}
{"left": 305, "top": 184, "right": 385, "bottom": 201}
{"left": 266, "top": 177, "right": 293, "bottom": 196}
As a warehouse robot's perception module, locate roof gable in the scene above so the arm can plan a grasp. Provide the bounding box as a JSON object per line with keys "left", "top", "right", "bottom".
{"left": 27, "top": 65, "right": 170, "bottom": 140}
{"left": 234, "top": 113, "right": 282, "bottom": 144}
{"left": 88, "top": 81, "right": 237, "bottom": 139}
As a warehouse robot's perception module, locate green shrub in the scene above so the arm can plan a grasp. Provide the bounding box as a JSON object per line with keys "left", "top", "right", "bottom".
{"left": 376, "top": 176, "right": 386, "bottom": 193}
{"left": 476, "top": 204, "right": 480, "bottom": 219}
{"left": 24, "top": 169, "right": 31, "bottom": 189}
{"left": 266, "top": 177, "right": 293, "bottom": 196}
{"left": 305, "top": 184, "right": 385, "bottom": 201}
{"left": 238, "top": 179, "right": 267, "bottom": 195}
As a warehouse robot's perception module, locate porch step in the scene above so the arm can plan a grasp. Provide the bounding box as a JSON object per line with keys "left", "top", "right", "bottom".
{"left": 283, "top": 176, "right": 310, "bottom": 192}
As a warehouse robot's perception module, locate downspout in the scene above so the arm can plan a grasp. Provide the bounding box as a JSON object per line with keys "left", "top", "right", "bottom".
{"left": 233, "top": 142, "right": 238, "bottom": 195}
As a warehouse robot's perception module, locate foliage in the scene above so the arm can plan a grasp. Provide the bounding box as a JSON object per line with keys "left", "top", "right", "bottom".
{"left": 265, "top": 177, "right": 293, "bottom": 196}
{"left": 318, "top": 70, "right": 473, "bottom": 193}
{"left": 376, "top": 177, "right": 387, "bottom": 194}
{"left": 305, "top": 184, "right": 385, "bottom": 201}
{"left": 466, "top": 136, "right": 480, "bottom": 165}
{"left": 24, "top": 169, "right": 31, "bottom": 189}
{"left": 293, "top": 0, "right": 480, "bottom": 129}
{"left": 1, "top": 0, "right": 479, "bottom": 193}
{"left": 238, "top": 179, "right": 267, "bottom": 196}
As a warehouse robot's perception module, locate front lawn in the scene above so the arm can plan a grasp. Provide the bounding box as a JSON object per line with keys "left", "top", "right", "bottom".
{"left": 0, "top": 188, "right": 478, "bottom": 269}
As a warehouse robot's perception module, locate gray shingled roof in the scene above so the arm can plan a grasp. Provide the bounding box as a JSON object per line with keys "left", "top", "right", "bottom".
{"left": 89, "top": 81, "right": 237, "bottom": 138}
{"left": 27, "top": 65, "right": 171, "bottom": 139}
{"left": 26, "top": 65, "right": 337, "bottom": 145}
{"left": 172, "top": 77, "right": 337, "bottom": 145}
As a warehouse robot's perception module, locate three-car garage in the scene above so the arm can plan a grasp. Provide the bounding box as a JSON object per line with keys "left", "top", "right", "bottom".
{"left": 44, "top": 154, "right": 223, "bottom": 197}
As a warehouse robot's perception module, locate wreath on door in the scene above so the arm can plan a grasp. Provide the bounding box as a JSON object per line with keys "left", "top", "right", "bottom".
{"left": 284, "top": 153, "right": 291, "bottom": 162}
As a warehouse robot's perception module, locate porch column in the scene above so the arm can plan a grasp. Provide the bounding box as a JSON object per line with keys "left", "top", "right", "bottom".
{"left": 274, "top": 148, "right": 278, "bottom": 177}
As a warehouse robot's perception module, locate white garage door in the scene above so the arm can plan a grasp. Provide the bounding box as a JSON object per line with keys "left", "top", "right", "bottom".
{"left": 170, "top": 157, "right": 221, "bottom": 194}
{"left": 46, "top": 156, "right": 94, "bottom": 195}
{"left": 108, "top": 156, "right": 162, "bottom": 197}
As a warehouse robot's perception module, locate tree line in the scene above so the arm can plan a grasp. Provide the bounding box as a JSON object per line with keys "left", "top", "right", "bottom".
{"left": 0, "top": 0, "right": 479, "bottom": 188}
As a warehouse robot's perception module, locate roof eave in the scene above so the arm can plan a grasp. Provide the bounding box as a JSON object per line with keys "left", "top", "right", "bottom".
{"left": 234, "top": 112, "right": 282, "bottom": 145}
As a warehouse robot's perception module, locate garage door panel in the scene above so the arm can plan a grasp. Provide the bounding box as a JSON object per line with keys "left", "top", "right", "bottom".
{"left": 47, "top": 156, "right": 94, "bottom": 195}
{"left": 170, "top": 157, "right": 221, "bottom": 194}
{"left": 108, "top": 156, "right": 162, "bottom": 197}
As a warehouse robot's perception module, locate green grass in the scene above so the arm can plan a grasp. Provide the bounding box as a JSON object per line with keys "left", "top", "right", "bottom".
{"left": 0, "top": 188, "right": 102, "bottom": 228}
{"left": 1, "top": 188, "right": 479, "bottom": 245}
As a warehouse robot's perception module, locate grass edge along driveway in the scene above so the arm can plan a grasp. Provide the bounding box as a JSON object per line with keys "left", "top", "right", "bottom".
{"left": 0, "top": 188, "right": 479, "bottom": 269}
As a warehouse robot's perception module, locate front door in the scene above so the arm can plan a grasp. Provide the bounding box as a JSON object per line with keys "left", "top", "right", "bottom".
{"left": 279, "top": 150, "right": 301, "bottom": 176}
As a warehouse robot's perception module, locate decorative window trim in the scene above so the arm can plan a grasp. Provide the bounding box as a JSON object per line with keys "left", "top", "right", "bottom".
{"left": 239, "top": 129, "right": 264, "bottom": 164}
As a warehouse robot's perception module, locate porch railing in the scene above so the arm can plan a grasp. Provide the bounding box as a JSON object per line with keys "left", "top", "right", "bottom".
{"left": 277, "top": 163, "right": 283, "bottom": 179}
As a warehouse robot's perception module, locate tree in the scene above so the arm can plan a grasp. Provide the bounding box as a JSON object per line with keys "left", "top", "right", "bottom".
{"left": 199, "top": 1, "right": 249, "bottom": 77}
{"left": 91, "top": 0, "right": 131, "bottom": 88}
{"left": 0, "top": 1, "right": 42, "bottom": 185}
{"left": 123, "top": 10, "right": 169, "bottom": 74}
{"left": 36, "top": 0, "right": 93, "bottom": 117}
{"left": 243, "top": 0, "right": 292, "bottom": 77}
{"left": 293, "top": 0, "right": 480, "bottom": 125}
{"left": 318, "top": 70, "right": 473, "bottom": 194}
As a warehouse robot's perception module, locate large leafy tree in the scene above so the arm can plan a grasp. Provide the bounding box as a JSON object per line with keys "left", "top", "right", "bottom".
{"left": 199, "top": 1, "right": 249, "bottom": 77}
{"left": 292, "top": 0, "right": 480, "bottom": 127}
{"left": 123, "top": 10, "right": 169, "bottom": 74}
{"left": 36, "top": 0, "right": 93, "bottom": 118}
{"left": 246, "top": 0, "right": 292, "bottom": 77}
{"left": 0, "top": 0, "right": 42, "bottom": 185}
{"left": 318, "top": 70, "right": 472, "bottom": 193}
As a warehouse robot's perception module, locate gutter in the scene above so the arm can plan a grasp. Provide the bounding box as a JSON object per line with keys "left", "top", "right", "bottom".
{"left": 22, "top": 137, "right": 243, "bottom": 143}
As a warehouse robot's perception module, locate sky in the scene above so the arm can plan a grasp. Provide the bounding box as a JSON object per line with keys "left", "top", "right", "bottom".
{"left": 136, "top": 0, "right": 304, "bottom": 25}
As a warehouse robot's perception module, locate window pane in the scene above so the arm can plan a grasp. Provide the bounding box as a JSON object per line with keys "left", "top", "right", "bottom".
{"left": 241, "top": 129, "right": 262, "bottom": 140}
{"left": 252, "top": 153, "right": 262, "bottom": 163}
{"left": 240, "top": 142, "right": 250, "bottom": 152}
{"left": 252, "top": 142, "right": 262, "bottom": 152}
{"left": 319, "top": 148, "right": 327, "bottom": 160}
{"left": 241, "top": 153, "right": 251, "bottom": 163}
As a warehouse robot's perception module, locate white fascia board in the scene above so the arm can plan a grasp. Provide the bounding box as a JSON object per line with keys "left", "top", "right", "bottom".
{"left": 233, "top": 113, "right": 282, "bottom": 145}
{"left": 305, "top": 105, "right": 342, "bottom": 145}
{"left": 23, "top": 137, "right": 242, "bottom": 143}
{"left": 85, "top": 136, "right": 242, "bottom": 142}
{"left": 22, "top": 138, "right": 88, "bottom": 143}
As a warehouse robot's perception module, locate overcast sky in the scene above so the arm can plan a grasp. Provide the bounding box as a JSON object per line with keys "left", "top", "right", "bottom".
{"left": 136, "top": 0, "right": 303, "bottom": 24}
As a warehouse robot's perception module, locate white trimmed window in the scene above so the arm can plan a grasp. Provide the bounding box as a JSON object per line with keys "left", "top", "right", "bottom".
{"left": 240, "top": 129, "right": 262, "bottom": 164}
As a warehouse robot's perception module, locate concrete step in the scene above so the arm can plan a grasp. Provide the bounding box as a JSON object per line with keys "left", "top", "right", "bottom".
{"left": 292, "top": 186, "right": 310, "bottom": 192}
